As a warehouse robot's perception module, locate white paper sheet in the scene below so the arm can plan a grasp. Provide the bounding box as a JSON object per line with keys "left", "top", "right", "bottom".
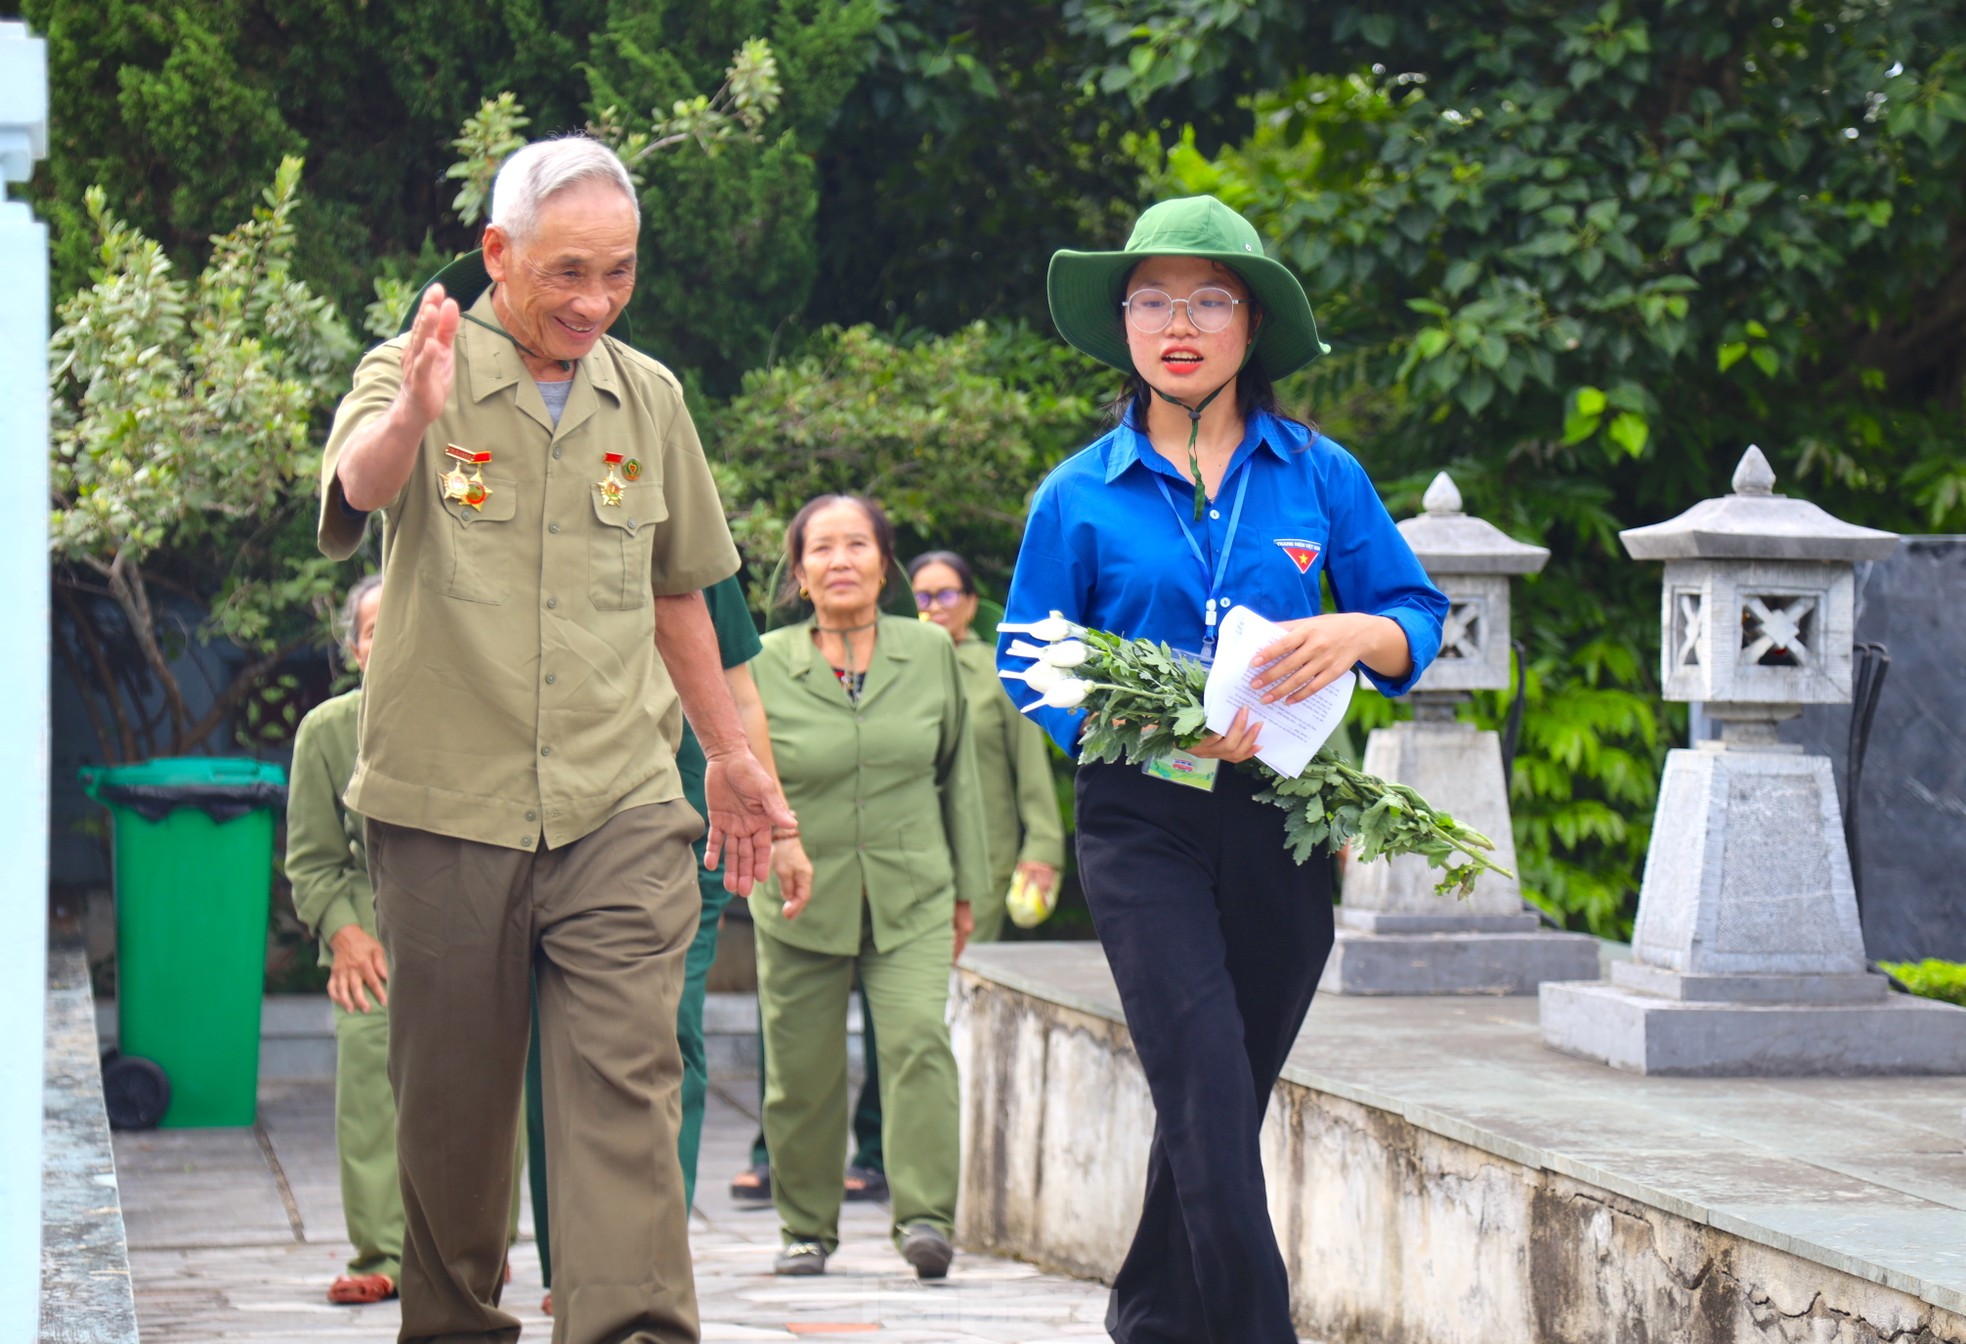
{"left": 1201, "top": 605, "right": 1356, "bottom": 778}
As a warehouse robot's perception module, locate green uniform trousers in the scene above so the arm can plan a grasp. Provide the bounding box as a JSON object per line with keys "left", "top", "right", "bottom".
{"left": 332, "top": 1000, "right": 405, "bottom": 1282}
{"left": 337, "top": 995, "right": 524, "bottom": 1287}
{"left": 527, "top": 839, "right": 734, "bottom": 1290}
{"left": 756, "top": 915, "right": 959, "bottom": 1253}
{"left": 370, "top": 803, "right": 701, "bottom": 1344}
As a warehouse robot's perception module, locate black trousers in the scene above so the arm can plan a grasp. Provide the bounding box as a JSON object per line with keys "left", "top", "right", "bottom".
{"left": 1075, "top": 761, "right": 1335, "bottom": 1344}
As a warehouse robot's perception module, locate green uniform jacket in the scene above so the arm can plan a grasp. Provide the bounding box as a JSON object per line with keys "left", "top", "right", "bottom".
{"left": 285, "top": 687, "right": 371, "bottom": 965}
{"left": 750, "top": 616, "right": 990, "bottom": 956}
{"left": 955, "top": 638, "right": 1065, "bottom": 889}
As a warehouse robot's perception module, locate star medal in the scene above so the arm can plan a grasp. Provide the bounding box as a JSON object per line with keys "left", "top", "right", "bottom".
{"left": 600, "top": 452, "right": 627, "bottom": 506}
{"left": 443, "top": 445, "right": 492, "bottom": 510}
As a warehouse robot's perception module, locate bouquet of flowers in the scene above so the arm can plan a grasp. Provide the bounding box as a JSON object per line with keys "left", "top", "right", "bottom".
{"left": 1000, "top": 614, "right": 1512, "bottom": 898}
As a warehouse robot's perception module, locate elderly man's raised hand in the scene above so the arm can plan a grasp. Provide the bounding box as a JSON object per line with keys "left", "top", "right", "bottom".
{"left": 399, "top": 284, "right": 461, "bottom": 431}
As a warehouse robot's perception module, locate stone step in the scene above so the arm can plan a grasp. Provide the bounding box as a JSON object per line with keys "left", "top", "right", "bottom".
{"left": 94, "top": 991, "right": 859, "bottom": 1081}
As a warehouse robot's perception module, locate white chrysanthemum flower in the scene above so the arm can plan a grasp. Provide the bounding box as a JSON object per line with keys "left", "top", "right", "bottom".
{"left": 1020, "top": 677, "right": 1090, "bottom": 713}
{"left": 999, "top": 662, "right": 1066, "bottom": 693}
{"left": 999, "top": 611, "right": 1086, "bottom": 643}
{"left": 1038, "top": 638, "right": 1089, "bottom": 668}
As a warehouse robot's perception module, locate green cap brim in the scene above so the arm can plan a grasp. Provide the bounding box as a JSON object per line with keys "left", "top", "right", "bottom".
{"left": 1046, "top": 247, "right": 1327, "bottom": 382}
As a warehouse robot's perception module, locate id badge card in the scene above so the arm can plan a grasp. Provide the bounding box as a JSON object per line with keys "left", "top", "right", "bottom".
{"left": 1141, "top": 748, "right": 1219, "bottom": 792}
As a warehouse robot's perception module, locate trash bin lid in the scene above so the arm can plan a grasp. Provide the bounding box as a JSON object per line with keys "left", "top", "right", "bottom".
{"left": 80, "top": 757, "right": 288, "bottom": 823}
{"left": 82, "top": 757, "right": 287, "bottom": 789}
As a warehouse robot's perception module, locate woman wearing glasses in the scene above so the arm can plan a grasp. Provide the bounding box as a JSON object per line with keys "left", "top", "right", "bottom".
{"left": 749, "top": 494, "right": 989, "bottom": 1280}
{"left": 999, "top": 196, "right": 1446, "bottom": 1343}
{"left": 909, "top": 550, "right": 1065, "bottom": 940}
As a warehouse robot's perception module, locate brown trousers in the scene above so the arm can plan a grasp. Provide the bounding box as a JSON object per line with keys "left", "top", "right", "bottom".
{"left": 369, "top": 803, "right": 703, "bottom": 1344}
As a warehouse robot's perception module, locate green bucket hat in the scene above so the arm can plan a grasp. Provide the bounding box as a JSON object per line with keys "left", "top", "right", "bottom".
{"left": 1047, "top": 195, "right": 1326, "bottom": 381}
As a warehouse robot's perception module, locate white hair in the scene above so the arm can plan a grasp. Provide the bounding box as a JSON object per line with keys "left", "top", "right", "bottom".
{"left": 489, "top": 136, "right": 639, "bottom": 244}
{"left": 335, "top": 573, "right": 383, "bottom": 654}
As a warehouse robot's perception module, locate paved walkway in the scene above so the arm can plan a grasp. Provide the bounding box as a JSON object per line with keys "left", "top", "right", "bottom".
{"left": 114, "top": 1071, "right": 1114, "bottom": 1343}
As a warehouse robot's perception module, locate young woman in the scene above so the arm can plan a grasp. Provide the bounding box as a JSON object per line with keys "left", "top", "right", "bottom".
{"left": 750, "top": 495, "right": 990, "bottom": 1280}
{"left": 909, "top": 549, "right": 1064, "bottom": 940}
{"left": 999, "top": 196, "right": 1447, "bottom": 1343}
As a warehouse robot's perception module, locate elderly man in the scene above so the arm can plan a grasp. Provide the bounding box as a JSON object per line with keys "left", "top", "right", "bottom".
{"left": 317, "top": 136, "right": 792, "bottom": 1344}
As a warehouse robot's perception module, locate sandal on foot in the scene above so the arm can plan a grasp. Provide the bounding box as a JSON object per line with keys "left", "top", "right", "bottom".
{"left": 774, "top": 1240, "right": 828, "bottom": 1276}
{"left": 842, "top": 1163, "right": 889, "bottom": 1203}
{"left": 328, "top": 1273, "right": 396, "bottom": 1305}
{"left": 729, "top": 1161, "right": 772, "bottom": 1202}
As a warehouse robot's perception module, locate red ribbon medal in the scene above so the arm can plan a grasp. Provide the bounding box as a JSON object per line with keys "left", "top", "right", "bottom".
{"left": 599, "top": 452, "right": 627, "bottom": 506}
{"left": 442, "top": 445, "right": 492, "bottom": 510}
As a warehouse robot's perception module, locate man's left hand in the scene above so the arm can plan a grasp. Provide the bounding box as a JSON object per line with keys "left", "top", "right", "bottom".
{"left": 702, "top": 748, "right": 797, "bottom": 896}
{"left": 953, "top": 900, "right": 975, "bottom": 963}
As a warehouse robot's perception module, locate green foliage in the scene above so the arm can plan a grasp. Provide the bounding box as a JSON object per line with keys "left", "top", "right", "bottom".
{"left": 582, "top": 0, "right": 882, "bottom": 392}
{"left": 24, "top": 0, "right": 611, "bottom": 317}
{"left": 707, "top": 322, "right": 1101, "bottom": 601}
{"left": 1880, "top": 960, "right": 1966, "bottom": 1008}
{"left": 448, "top": 93, "right": 533, "bottom": 229}
{"left": 49, "top": 159, "right": 357, "bottom": 762}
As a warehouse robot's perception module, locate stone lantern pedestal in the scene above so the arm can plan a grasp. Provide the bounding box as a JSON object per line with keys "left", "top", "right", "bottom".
{"left": 1540, "top": 448, "right": 1966, "bottom": 1074}
{"left": 1322, "top": 474, "right": 1600, "bottom": 995}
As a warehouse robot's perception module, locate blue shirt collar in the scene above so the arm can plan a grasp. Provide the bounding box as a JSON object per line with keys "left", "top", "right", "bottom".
{"left": 1102, "top": 408, "right": 1305, "bottom": 485}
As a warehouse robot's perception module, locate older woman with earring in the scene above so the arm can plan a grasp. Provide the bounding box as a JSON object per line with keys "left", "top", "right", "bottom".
{"left": 909, "top": 550, "right": 1064, "bottom": 940}
{"left": 748, "top": 494, "right": 989, "bottom": 1281}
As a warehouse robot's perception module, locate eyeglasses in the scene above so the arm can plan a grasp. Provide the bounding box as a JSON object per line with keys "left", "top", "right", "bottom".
{"left": 914, "top": 587, "right": 965, "bottom": 610}
{"left": 1121, "top": 287, "right": 1244, "bottom": 334}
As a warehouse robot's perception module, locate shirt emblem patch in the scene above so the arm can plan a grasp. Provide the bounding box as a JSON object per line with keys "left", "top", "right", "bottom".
{"left": 1274, "top": 538, "right": 1323, "bottom": 573}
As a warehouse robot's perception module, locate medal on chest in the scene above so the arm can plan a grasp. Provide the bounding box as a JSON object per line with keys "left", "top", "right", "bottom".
{"left": 599, "top": 452, "right": 627, "bottom": 506}
{"left": 441, "top": 444, "right": 492, "bottom": 510}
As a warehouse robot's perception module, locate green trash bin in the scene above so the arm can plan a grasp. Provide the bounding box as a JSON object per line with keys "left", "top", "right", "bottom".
{"left": 80, "top": 757, "right": 287, "bottom": 1128}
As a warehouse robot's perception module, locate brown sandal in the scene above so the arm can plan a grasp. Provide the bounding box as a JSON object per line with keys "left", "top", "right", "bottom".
{"left": 328, "top": 1273, "right": 396, "bottom": 1305}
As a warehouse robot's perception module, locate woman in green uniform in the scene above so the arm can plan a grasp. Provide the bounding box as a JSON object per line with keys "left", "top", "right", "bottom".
{"left": 750, "top": 494, "right": 989, "bottom": 1280}
{"left": 287, "top": 577, "right": 401, "bottom": 1305}
{"left": 909, "top": 550, "right": 1064, "bottom": 939}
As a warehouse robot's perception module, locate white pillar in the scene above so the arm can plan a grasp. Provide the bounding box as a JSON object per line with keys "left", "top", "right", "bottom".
{"left": 0, "top": 20, "right": 50, "bottom": 1340}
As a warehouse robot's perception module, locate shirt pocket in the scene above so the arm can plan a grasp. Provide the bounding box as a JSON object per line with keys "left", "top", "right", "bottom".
{"left": 1245, "top": 527, "right": 1330, "bottom": 619}
{"left": 588, "top": 481, "right": 666, "bottom": 611}
{"left": 422, "top": 477, "right": 519, "bottom": 606}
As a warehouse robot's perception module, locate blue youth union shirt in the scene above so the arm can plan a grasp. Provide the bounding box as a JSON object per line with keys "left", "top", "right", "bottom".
{"left": 998, "top": 410, "right": 1449, "bottom": 756}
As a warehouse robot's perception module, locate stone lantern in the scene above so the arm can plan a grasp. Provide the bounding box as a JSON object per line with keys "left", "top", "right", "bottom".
{"left": 1540, "top": 447, "right": 1966, "bottom": 1073}
{"left": 1321, "top": 472, "right": 1601, "bottom": 994}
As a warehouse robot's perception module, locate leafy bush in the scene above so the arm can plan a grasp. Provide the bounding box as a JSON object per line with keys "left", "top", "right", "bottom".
{"left": 1881, "top": 960, "right": 1966, "bottom": 1008}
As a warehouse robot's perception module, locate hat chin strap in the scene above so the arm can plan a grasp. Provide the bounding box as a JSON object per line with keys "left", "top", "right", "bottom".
{"left": 1148, "top": 341, "right": 1255, "bottom": 522}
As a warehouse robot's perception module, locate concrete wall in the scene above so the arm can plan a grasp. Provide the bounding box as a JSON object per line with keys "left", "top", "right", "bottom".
{"left": 952, "top": 969, "right": 1966, "bottom": 1344}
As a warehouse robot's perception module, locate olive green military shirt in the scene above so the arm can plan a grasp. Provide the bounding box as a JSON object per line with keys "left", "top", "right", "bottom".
{"left": 953, "top": 638, "right": 1065, "bottom": 887}
{"left": 748, "top": 616, "right": 991, "bottom": 956}
{"left": 317, "top": 289, "right": 740, "bottom": 850}
{"left": 285, "top": 687, "right": 370, "bottom": 965}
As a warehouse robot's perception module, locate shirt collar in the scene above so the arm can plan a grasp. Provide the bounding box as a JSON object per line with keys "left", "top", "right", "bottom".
{"left": 458, "top": 287, "right": 621, "bottom": 407}
{"left": 1101, "top": 408, "right": 1300, "bottom": 485}
{"left": 784, "top": 616, "right": 913, "bottom": 679}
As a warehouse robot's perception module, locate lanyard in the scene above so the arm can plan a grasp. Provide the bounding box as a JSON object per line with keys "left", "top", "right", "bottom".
{"left": 1154, "top": 460, "right": 1252, "bottom": 659}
